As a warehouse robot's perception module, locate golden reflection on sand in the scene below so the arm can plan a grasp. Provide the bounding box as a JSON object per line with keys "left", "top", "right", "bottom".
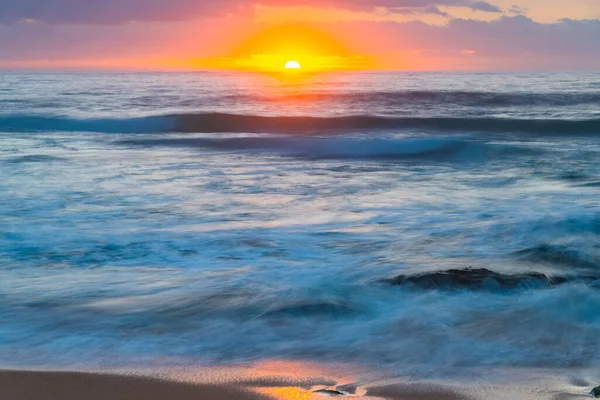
{"left": 258, "top": 386, "right": 321, "bottom": 400}
{"left": 244, "top": 361, "right": 371, "bottom": 399}
{"left": 159, "top": 360, "right": 368, "bottom": 398}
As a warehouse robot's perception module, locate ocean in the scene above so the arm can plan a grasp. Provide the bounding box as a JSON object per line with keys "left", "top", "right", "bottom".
{"left": 1, "top": 71, "right": 600, "bottom": 372}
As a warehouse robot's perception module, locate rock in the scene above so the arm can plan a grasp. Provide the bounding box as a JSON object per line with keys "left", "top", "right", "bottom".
{"left": 384, "top": 268, "right": 572, "bottom": 291}
{"left": 590, "top": 386, "right": 600, "bottom": 397}
{"left": 313, "top": 389, "right": 348, "bottom": 396}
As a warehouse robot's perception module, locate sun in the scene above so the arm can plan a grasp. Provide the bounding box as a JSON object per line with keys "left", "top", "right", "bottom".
{"left": 198, "top": 24, "right": 374, "bottom": 73}
{"left": 285, "top": 60, "right": 301, "bottom": 69}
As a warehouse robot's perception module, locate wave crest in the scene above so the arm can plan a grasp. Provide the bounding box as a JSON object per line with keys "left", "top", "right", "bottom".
{"left": 1, "top": 113, "right": 599, "bottom": 135}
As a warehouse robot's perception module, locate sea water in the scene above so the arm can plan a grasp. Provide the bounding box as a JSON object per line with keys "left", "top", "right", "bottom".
{"left": 1, "top": 71, "right": 600, "bottom": 370}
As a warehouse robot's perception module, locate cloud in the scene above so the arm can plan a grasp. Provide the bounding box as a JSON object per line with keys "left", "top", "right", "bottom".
{"left": 0, "top": 0, "right": 238, "bottom": 24}
{"left": 1, "top": 12, "right": 599, "bottom": 70}
{"left": 467, "top": 1, "right": 502, "bottom": 12}
{"left": 507, "top": 4, "right": 528, "bottom": 15}
{"left": 349, "top": 15, "right": 600, "bottom": 68}
{"left": 386, "top": 5, "right": 451, "bottom": 17}
{"left": 0, "top": 0, "right": 503, "bottom": 25}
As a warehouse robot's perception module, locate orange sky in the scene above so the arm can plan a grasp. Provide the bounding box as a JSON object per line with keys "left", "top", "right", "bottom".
{"left": 195, "top": 24, "right": 378, "bottom": 72}
{"left": 0, "top": 0, "right": 599, "bottom": 71}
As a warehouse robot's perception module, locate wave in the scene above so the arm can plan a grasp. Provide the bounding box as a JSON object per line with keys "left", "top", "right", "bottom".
{"left": 1, "top": 113, "right": 600, "bottom": 135}
{"left": 117, "top": 136, "right": 474, "bottom": 160}
{"left": 176, "top": 114, "right": 600, "bottom": 135}
{"left": 0, "top": 115, "right": 176, "bottom": 134}
{"left": 227, "top": 90, "right": 600, "bottom": 107}
{"left": 5, "top": 155, "right": 67, "bottom": 164}
{"left": 513, "top": 244, "right": 599, "bottom": 269}
{"left": 260, "top": 300, "right": 361, "bottom": 318}
{"left": 578, "top": 181, "right": 600, "bottom": 188}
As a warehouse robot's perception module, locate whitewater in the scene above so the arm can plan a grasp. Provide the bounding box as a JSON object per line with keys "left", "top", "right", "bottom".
{"left": 1, "top": 71, "right": 600, "bottom": 373}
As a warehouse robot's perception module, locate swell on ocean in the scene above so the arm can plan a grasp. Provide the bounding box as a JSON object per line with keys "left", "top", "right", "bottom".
{"left": 1, "top": 113, "right": 599, "bottom": 135}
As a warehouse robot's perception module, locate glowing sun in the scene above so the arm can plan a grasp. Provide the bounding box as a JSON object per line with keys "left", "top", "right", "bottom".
{"left": 285, "top": 60, "right": 301, "bottom": 69}
{"left": 200, "top": 24, "right": 373, "bottom": 73}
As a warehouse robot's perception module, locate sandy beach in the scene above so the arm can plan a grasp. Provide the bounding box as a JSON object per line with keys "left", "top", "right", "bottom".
{"left": 0, "top": 370, "right": 270, "bottom": 400}
{"left": 1, "top": 363, "right": 598, "bottom": 400}
{"left": 0, "top": 369, "right": 468, "bottom": 400}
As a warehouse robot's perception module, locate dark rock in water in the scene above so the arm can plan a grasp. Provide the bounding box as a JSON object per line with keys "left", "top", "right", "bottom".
{"left": 591, "top": 386, "right": 600, "bottom": 398}
{"left": 385, "top": 268, "right": 574, "bottom": 291}
{"left": 313, "top": 389, "right": 347, "bottom": 396}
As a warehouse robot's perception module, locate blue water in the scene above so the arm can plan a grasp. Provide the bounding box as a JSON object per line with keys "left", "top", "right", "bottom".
{"left": 1, "top": 71, "right": 600, "bottom": 370}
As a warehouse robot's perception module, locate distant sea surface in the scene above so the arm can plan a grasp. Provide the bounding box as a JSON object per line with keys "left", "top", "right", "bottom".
{"left": 1, "top": 71, "right": 600, "bottom": 370}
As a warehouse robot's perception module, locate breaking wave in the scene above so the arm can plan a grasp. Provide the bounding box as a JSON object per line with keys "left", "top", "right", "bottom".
{"left": 1, "top": 113, "right": 599, "bottom": 135}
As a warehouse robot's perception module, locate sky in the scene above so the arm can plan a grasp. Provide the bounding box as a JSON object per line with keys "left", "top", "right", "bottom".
{"left": 0, "top": 0, "right": 599, "bottom": 71}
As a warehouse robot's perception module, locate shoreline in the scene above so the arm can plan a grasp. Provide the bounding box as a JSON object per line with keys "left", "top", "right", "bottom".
{"left": 0, "top": 369, "right": 467, "bottom": 400}
{"left": 1, "top": 364, "right": 598, "bottom": 400}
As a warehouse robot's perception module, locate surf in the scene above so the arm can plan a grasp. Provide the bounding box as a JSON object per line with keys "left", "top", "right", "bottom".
{"left": 1, "top": 113, "right": 599, "bottom": 135}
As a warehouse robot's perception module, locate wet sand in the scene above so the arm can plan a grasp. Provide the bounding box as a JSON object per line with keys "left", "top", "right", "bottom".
{"left": 0, "top": 370, "right": 269, "bottom": 400}
{"left": 0, "top": 368, "right": 471, "bottom": 400}
{"left": 0, "top": 365, "right": 597, "bottom": 400}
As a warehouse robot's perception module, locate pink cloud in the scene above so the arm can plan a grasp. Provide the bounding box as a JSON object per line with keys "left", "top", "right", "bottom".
{"left": 0, "top": 0, "right": 502, "bottom": 25}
